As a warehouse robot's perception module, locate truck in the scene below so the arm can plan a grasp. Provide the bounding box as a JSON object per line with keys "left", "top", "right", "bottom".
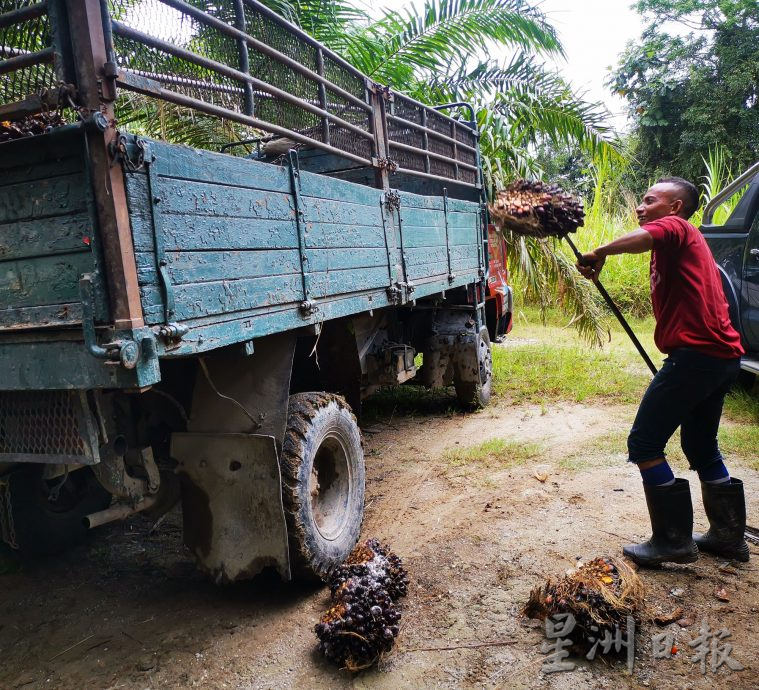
{"left": 701, "top": 162, "right": 759, "bottom": 387}
{"left": 0, "top": 0, "right": 509, "bottom": 583}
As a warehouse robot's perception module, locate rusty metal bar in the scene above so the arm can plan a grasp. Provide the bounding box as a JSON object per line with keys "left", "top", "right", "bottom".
{"left": 241, "top": 0, "right": 365, "bottom": 81}
{"left": 386, "top": 113, "right": 477, "bottom": 154}
{"left": 394, "top": 166, "right": 479, "bottom": 189}
{"left": 0, "top": 46, "right": 54, "bottom": 74}
{"left": 123, "top": 68, "right": 245, "bottom": 95}
{"left": 116, "top": 71, "right": 374, "bottom": 167}
{"left": 451, "top": 120, "right": 459, "bottom": 181}
{"left": 157, "top": 0, "right": 371, "bottom": 113}
{"left": 369, "top": 87, "right": 389, "bottom": 189}
{"left": 316, "top": 47, "right": 329, "bottom": 146}
{"left": 389, "top": 139, "right": 478, "bottom": 172}
{"left": 232, "top": 0, "right": 254, "bottom": 116}
{"left": 111, "top": 20, "right": 374, "bottom": 142}
{"left": 83, "top": 493, "right": 160, "bottom": 529}
{"left": 0, "top": 2, "right": 47, "bottom": 29}
{"left": 420, "top": 108, "right": 430, "bottom": 174}
{"left": 67, "top": 0, "right": 144, "bottom": 330}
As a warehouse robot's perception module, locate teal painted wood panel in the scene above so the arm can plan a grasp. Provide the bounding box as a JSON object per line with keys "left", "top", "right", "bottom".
{"left": 126, "top": 136, "right": 482, "bottom": 345}
{"left": 0, "top": 131, "right": 105, "bottom": 332}
{"left": 135, "top": 249, "right": 302, "bottom": 286}
{"left": 0, "top": 251, "right": 93, "bottom": 308}
{"left": 0, "top": 173, "right": 88, "bottom": 224}
{"left": 140, "top": 273, "right": 304, "bottom": 322}
{"left": 0, "top": 155, "right": 84, "bottom": 187}
{"left": 0, "top": 212, "right": 91, "bottom": 262}
{"left": 306, "top": 247, "right": 389, "bottom": 272}
{"left": 151, "top": 141, "right": 292, "bottom": 194}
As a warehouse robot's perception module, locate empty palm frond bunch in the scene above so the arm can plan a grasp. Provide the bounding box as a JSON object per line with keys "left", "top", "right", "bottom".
{"left": 490, "top": 179, "right": 585, "bottom": 239}
{"left": 522, "top": 556, "right": 645, "bottom": 647}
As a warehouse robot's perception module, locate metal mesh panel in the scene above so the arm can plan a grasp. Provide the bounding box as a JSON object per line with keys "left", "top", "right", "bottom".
{"left": 0, "top": 391, "right": 91, "bottom": 459}
{"left": 0, "top": 1, "right": 56, "bottom": 105}
{"left": 389, "top": 93, "right": 478, "bottom": 185}
{"left": 108, "top": 0, "right": 374, "bottom": 161}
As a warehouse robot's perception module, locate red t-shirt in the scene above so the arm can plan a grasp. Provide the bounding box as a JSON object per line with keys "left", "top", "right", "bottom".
{"left": 643, "top": 216, "right": 744, "bottom": 359}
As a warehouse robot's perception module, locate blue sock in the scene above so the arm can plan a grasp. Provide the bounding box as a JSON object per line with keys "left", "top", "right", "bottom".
{"left": 698, "top": 460, "right": 730, "bottom": 484}
{"left": 639, "top": 461, "right": 675, "bottom": 486}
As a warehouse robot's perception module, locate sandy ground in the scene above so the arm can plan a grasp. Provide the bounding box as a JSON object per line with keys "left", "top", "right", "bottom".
{"left": 1, "top": 394, "right": 758, "bottom": 690}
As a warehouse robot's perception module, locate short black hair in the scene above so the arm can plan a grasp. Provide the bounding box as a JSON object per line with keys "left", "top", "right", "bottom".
{"left": 656, "top": 176, "right": 700, "bottom": 219}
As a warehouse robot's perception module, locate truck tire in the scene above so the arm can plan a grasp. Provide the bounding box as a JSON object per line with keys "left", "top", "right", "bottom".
{"left": 280, "top": 393, "right": 365, "bottom": 581}
{"left": 7, "top": 466, "right": 112, "bottom": 556}
{"left": 454, "top": 326, "right": 493, "bottom": 409}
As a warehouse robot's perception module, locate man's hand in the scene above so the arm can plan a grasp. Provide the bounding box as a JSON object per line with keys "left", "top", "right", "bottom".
{"left": 576, "top": 251, "right": 605, "bottom": 281}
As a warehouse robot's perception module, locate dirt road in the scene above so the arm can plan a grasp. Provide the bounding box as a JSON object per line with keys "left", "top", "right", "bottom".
{"left": 1, "top": 396, "right": 757, "bottom": 689}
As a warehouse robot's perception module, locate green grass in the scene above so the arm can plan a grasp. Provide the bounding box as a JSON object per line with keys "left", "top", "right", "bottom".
{"left": 443, "top": 438, "right": 543, "bottom": 469}
{"left": 720, "top": 424, "right": 759, "bottom": 470}
{"left": 493, "top": 305, "right": 657, "bottom": 406}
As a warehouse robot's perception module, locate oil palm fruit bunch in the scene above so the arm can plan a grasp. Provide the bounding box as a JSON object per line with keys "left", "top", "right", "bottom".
{"left": 490, "top": 179, "right": 585, "bottom": 239}
{"left": 315, "top": 539, "right": 408, "bottom": 670}
{"left": 522, "top": 556, "right": 645, "bottom": 650}
{"left": 0, "top": 111, "right": 66, "bottom": 142}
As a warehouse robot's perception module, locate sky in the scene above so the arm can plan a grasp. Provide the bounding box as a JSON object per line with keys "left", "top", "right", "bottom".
{"left": 536, "top": 0, "right": 645, "bottom": 130}
{"left": 374, "top": 0, "right": 651, "bottom": 132}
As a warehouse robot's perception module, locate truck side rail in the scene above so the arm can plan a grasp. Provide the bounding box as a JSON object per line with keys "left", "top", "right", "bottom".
{"left": 1, "top": 0, "right": 481, "bottom": 192}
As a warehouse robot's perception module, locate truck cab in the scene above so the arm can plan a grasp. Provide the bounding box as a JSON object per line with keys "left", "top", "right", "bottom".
{"left": 701, "top": 162, "right": 759, "bottom": 384}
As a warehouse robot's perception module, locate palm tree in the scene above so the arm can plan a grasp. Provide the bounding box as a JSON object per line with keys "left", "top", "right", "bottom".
{"left": 115, "top": 0, "right": 619, "bottom": 342}
{"left": 266, "top": 0, "right": 617, "bottom": 343}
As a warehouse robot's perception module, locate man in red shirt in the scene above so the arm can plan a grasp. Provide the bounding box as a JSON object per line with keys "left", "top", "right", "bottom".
{"left": 578, "top": 177, "right": 749, "bottom": 567}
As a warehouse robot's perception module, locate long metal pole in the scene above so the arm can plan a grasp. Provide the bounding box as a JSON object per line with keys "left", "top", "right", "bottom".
{"left": 564, "top": 234, "right": 658, "bottom": 376}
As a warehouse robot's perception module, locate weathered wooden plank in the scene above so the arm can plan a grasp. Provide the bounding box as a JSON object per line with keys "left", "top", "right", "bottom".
{"left": 0, "top": 173, "right": 89, "bottom": 224}
{"left": 140, "top": 274, "right": 304, "bottom": 324}
{"left": 156, "top": 287, "right": 395, "bottom": 357}
{"left": 0, "top": 156, "right": 85, "bottom": 188}
{"left": 300, "top": 196, "right": 383, "bottom": 227}
{"left": 399, "top": 206, "right": 478, "bottom": 231}
{"left": 0, "top": 212, "right": 92, "bottom": 262}
{"left": 401, "top": 224, "right": 478, "bottom": 249}
{"left": 309, "top": 266, "right": 389, "bottom": 298}
{"left": 405, "top": 244, "right": 478, "bottom": 267}
{"left": 155, "top": 179, "right": 296, "bottom": 220}
{"left": 0, "top": 302, "right": 82, "bottom": 330}
{"left": 135, "top": 249, "right": 302, "bottom": 286}
{"left": 306, "top": 247, "right": 389, "bottom": 272}
{"left": 0, "top": 251, "right": 93, "bottom": 308}
{"left": 405, "top": 256, "right": 479, "bottom": 279}
{"left": 149, "top": 140, "right": 292, "bottom": 194}
{"left": 304, "top": 222, "right": 387, "bottom": 249}
{"left": 299, "top": 169, "right": 382, "bottom": 207}
{"left": 399, "top": 191, "right": 478, "bottom": 214}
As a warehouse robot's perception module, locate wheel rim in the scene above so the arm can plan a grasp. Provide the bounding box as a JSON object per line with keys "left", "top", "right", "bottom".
{"left": 479, "top": 335, "right": 492, "bottom": 385}
{"left": 309, "top": 431, "right": 352, "bottom": 541}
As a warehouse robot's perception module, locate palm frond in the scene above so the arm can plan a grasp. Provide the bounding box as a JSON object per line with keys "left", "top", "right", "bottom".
{"left": 349, "top": 0, "right": 561, "bottom": 81}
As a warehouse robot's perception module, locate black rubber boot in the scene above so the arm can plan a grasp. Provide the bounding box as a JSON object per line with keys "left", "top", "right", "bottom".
{"left": 622, "top": 478, "right": 699, "bottom": 567}
{"left": 694, "top": 478, "right": 750, "bottom": 562}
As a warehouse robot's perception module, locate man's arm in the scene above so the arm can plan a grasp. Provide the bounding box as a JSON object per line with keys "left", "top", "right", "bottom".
{"left": 576, "top": 229, "right": 654, "bottom": 280}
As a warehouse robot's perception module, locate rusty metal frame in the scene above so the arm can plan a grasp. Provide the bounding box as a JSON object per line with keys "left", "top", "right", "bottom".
{"left": 66, "top": 0, "right": 144, "bottom": 330}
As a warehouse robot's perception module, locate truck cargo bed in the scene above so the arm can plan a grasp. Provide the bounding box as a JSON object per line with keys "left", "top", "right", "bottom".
{"left": 0, "top": 130, "right": 485, "bottom": 388}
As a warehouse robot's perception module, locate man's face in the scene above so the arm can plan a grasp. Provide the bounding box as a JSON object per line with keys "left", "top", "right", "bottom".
{"left": 636, "top": 183, "right": 682, "bottom": 225}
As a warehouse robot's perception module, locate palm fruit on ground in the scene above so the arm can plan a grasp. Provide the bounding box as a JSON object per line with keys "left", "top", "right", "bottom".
{"left": 315, "top": 539, "right": 408, "bottom": 671}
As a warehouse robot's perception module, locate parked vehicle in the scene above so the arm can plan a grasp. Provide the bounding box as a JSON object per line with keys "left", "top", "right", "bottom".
{"left": 485, "top": 224, "right": 513, "bottom": 343}
{"left": 701, "top": 162, "right": 759, "bottom": 387}
{"left": 0, "top": 0, "right": 502, "bottom": 582}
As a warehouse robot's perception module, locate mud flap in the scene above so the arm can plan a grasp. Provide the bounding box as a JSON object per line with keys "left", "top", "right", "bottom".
{"left": 171, "top": 432, "right": 290, "bottom": 583}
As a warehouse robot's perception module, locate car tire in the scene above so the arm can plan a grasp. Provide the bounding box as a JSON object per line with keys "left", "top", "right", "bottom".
{"left": 280, "top": 392, "right": 365, "bottom": 581}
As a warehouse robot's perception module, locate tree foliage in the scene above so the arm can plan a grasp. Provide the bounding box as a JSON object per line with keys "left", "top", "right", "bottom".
{"left": 610, "top": 0, "right": 759, "bottom": 184}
